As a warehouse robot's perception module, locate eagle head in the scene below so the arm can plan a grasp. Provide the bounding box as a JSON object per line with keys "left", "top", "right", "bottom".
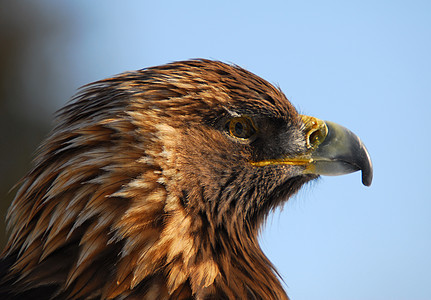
{"left": 1, "top": 59, "right": 372, "bottom": 299}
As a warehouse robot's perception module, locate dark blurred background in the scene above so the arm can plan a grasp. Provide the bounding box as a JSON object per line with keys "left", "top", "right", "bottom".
{"left": 0, "top": 1, "right": 71, "bottom": 247}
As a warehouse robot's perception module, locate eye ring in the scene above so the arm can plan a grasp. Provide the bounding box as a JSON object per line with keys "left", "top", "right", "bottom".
{"left": 225, "top": 116, "right": 257, "bottom": 140}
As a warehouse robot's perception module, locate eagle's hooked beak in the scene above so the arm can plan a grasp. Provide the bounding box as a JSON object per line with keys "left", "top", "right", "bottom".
{"left": 301, "top": 115, "right": 373, "bottom": 186}
{"left": 251, "top": 115, "right": 373, "bottom": 186}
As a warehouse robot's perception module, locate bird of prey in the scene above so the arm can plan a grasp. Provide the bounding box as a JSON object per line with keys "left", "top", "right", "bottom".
{"left": 0, "top": 59, "right": 372, "bottom": 299}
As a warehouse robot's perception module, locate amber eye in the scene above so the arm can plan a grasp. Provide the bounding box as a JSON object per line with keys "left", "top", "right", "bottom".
{"left": 225, "top": 116, "right": 257, "bottom": 140}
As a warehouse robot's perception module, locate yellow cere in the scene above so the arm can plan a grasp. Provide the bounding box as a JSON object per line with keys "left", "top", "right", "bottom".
{"left": 300, "top": 115, "right": 328, "bottom": 150}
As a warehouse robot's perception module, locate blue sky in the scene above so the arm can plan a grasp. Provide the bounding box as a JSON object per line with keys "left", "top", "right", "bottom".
{"left": 36, "top": 1, "right": 431, "bottom": 299}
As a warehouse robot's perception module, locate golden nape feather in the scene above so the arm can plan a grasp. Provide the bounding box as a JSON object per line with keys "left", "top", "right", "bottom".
{"left": 0, "top": 59, "right": 372, "bottom": 299}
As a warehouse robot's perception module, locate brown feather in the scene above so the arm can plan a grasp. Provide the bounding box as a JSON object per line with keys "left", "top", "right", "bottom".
{"left": 1, "top": 59, "right": 317, "bottom": 299}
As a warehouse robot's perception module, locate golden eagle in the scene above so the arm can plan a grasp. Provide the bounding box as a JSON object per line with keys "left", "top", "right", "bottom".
{"left": 0, "top": 59, "right": 372, "bottom": 299}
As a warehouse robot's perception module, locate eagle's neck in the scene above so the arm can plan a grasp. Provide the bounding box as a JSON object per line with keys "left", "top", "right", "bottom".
{"left": 2, "top": 172, "right": 289, "bottom": 300}
{"left": 122, "top": 194, "right": 290, "bottom": 300}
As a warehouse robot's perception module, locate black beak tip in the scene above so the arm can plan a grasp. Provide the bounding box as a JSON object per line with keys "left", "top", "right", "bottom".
{"left": 360, "top": 144, "right": 373, "bottom": 187}
{"left": 362, "top": 168, "right": 373, "bottom": 187}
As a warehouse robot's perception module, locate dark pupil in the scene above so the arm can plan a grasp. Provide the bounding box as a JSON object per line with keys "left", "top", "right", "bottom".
{"left": 234, "top": 121, "right": 244, "bottom": 136}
